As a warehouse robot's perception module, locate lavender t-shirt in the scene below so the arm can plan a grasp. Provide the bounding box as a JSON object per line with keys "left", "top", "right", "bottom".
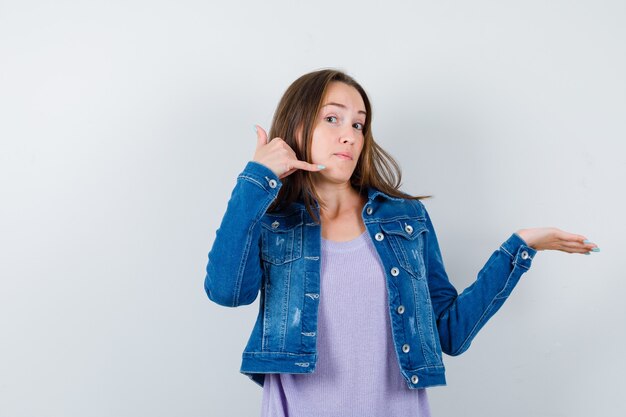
{"left": 260, "top": 230, "right": 431, "bottom": 417}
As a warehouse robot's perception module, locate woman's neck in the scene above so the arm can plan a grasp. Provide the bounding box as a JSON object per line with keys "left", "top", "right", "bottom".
{"left": 316, "top": 186, "right": 366, "bottom": 220}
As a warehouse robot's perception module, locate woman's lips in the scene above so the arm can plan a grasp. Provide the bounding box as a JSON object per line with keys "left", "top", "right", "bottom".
{"left": 333, "top": 153, "right": 352, "bottom": 160}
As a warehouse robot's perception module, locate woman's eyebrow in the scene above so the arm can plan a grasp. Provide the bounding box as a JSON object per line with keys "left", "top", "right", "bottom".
{"left": 321, "top": 102, "right": 367, "bottom": 115}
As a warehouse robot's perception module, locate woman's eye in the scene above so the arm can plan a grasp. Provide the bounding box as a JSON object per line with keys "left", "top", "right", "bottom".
{"left": 325, "top": 116, "right": 338, "bottom": 123}
{"left": 353, "top": 122, "right": 364, "bottom": 130}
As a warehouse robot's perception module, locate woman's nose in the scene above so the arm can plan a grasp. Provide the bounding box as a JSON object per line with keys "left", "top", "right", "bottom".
{"left": 340, "top": 128, "right": 355, "bottom": 144}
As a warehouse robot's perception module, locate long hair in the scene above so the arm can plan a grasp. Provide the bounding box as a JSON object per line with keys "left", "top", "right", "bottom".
{"left": 266, "top": 68, "right": 431, "bottom": 223}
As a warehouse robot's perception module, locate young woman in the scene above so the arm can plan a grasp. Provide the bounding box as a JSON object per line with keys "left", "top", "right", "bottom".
{"left": 204, "top": 69, "right": 599, "bottom": 417}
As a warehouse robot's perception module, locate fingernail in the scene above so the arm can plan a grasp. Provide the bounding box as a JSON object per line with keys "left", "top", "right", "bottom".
{"left": 583, "top": 239, "right": 591, "bottom": 244}
{"left": 317, "top": 165, "right": 326, "bottom": 170}
{"left": 584, "top": 252, "right": 591, "bottom": 255}
{"left": 591, "top": 247, "right": 600, "bottom": 252}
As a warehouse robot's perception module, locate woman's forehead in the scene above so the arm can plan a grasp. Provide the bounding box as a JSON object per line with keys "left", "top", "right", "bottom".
{"left": 321, "top": 82, "right": 366, "bottom": 114}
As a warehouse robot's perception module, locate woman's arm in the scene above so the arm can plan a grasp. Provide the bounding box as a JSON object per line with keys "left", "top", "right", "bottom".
{"left": 420, "top": 202, "right": 598, "bottom": 356}
{"left": 205, "top": 126, "right": 323, "bottom": 307}
{"left": 204, "top": 161, "right": 282, "bottom": 307}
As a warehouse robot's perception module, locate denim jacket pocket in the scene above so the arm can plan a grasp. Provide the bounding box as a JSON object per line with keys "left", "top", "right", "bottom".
{"left": 260, "top": 211, "right": 304, "bottom": 265}
{"left": 380, "top": 217, "right": 428, "bottom": 279}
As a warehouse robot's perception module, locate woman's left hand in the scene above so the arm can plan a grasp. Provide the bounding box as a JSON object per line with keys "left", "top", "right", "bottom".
{"left": 515, "top": 227, "right": 600, "bottom": 254}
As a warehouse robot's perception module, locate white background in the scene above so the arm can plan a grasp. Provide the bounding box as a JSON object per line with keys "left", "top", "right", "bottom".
{"left": 1, "top": 1, "right": 624, "bottom": 416}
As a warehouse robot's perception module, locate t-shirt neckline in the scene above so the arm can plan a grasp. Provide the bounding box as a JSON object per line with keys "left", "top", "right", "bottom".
{"left": 321, "top": 230, "right": 368, "bottom": 252}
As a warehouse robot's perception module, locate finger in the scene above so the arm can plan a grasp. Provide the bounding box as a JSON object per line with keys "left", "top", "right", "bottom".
{"left": 556, "top": 240, "right": 591, "bottom": 251}
{"left": 554, "top": 229, "right": 588, "bottom": 244}
{"left": 544, "top": 240, "right": 586, "bottom": 253}
{"left": 558, "top": 240, "right": 600, "bottom": 254}
{"left": 289, "top": 159, "right": 325, "bottom": 172}
{"left": 255, "top": 125, "right": 268, "bottom": 148}
{"left": 563, "top": 247, "right": 593, "bottom": 254}
{"left": 278, "top": 168, "right": 298, "bottom": 179}
{"left": 555, "top": 231, "right": 598, "bottom": 250}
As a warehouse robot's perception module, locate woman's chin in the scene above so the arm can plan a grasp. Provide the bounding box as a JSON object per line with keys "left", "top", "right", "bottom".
{"left": 314, "top": 169, "right": 355, "bottom": 185}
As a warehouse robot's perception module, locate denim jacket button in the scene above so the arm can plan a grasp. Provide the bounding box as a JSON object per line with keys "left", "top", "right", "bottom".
{"left": 411, "top": 375, "right": 419, "bottom": 384}
{"left": 366, "top": 206, "right": 373, "bottom": 215}
{"left": 391, "top": 267, "right": 400, "bottom": 277}
{"left": 397, "top": 305, "right": 405, "bottom": 314}
{"left": 521, "top": 250, "right": 529, "bottom": 260}
{"left": 268, "top": 179, "right": 277, "bottom": 188}
{"left": 375, "top": 232, "right": 384, "bottom": 241}
{"left": 271, "top": 221, "right": 280, "bottom": 229}
{"left": 404, "top": 224, "right": 413, "bottom": 234}
{"left": 402, "top": 344, "right": 410, "bottom": 353}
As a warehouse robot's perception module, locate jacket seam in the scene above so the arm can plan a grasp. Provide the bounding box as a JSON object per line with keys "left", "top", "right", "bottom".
{"left": 499, "top": 244, "right": 514, "bottom": 259}
{"left": 452, "top": 298, "right": 497, "bottom": 355}
{"left": 237, "top": 174, "right": 273, "bottom": 193}
{"left": 452, "top": 249, "right": 517, "bottom": 355}
{"left": 232, "top": 190, "right": 276, "bottom": 306}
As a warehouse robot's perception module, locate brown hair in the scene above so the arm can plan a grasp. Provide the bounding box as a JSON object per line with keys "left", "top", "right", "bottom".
{"left": 266, "top": 68, "right": 431, "bottom": 223}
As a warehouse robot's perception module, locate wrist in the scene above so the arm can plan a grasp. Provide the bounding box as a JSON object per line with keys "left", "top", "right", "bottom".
{"left": 515, "top": 229, "right": 533, "bottom": 247}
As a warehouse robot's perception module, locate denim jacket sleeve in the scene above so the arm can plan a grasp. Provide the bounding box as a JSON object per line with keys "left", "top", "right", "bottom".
{"left": 419, "top": 201, "right": 538, "bottom": 356}
{"left": 204, "top": 161, "right": 282, "bottom": 307}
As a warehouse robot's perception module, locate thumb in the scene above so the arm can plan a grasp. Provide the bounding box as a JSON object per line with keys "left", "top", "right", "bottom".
{"left": 255, "top": 125, "right": 268, "bottom": 148}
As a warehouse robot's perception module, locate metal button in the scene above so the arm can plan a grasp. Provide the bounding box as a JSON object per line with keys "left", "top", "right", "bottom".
{"left": 521, "top": 251, "right": 529, "bottom": 260}
{"left": 405, "top": 224, "right": 413, "bottom": 234}
{"left": 268, "top": 179, "right": 277, "bottom": 188}
{"left": 375, "top": 232, "right": 384, "bottom": 241}
{"left": 366, "top": 206, "right": 373, "bottom": 215}
{"left": 271, "top": 221, "right": 279, "bottom": 229}
{"left": 402, "top": 344, "right": 410, "bottom": 353}
{"left": 411, "top": 375, "right": 419, "bottom": 384}
{"left": 397, "top": 305, "right": 405, "bottom": 314}
{"left": 391, "top": 267, "right": 399, "bottom": 277}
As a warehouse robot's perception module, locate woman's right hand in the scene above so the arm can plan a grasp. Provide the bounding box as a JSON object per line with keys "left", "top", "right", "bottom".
{"left": 253, "top": 125, "right": 325, "bottom": 180}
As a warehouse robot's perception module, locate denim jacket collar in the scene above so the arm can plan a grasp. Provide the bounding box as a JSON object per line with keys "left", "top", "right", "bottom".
{"left": 366, "top": 186, "right": 405, "bottom": 203}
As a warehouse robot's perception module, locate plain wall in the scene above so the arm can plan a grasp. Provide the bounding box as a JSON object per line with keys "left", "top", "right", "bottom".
{"left": 1, "top": 1, "right": 624, "bottom": 416}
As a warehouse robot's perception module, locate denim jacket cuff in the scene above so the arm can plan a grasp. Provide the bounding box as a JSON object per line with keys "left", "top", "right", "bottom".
{"left": 500, "top": 233, "right": 538, "bottom": 270}
{"left": 238, "top": 160, "right": 283, "bottom": 196}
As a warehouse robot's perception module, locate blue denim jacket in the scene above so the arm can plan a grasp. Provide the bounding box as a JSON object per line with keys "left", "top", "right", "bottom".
{"left": 204, "top": 161, "right": 537, "bottom": 389}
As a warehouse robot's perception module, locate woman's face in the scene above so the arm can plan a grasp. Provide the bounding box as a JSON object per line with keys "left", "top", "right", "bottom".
{"left": 308, "top": 81, "right": 366, "bottom": 186}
